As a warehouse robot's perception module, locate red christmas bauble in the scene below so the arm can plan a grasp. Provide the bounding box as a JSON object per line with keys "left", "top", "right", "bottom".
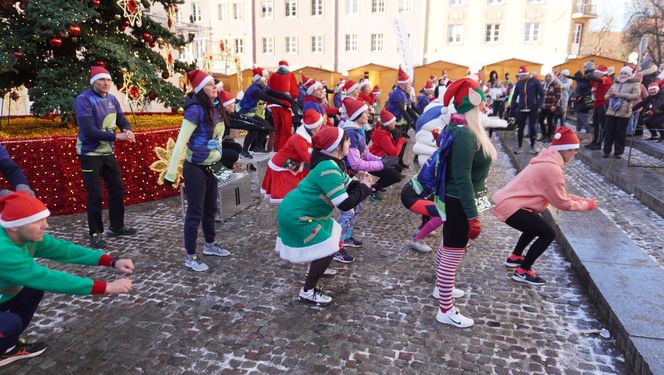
{"left": 49, "top": 37, "right": 62, "bottom": 48}
{"left": 121, "top": 20, "right": 130, "bottom": 27}
{"left": 149, "top": 41, "right": 156, "bottom": 48}
{"left": 161, "top": 71, "right": 170, "bottom": 79}
{"left": 13, "top": 51, "right": 23, "bottom": 58}
{"left": 41, "top": 23, "right": 51, "bottom": 30}
{"left": 147, "top": 91, "right": 157, "bottom": 100}
{"left": 142, "top": 33, "right": 153, "bottom": 42}
{"left": 90, "top": 0, "right": 100, "bottom": 7}
{"left": 24, "top": 81, "right": 33, "bottom": 88}
{"left": 68, "top": 25, "right": 81, "bottom": 36}
{"left": 95, "top": 59, "right": 105, "bottom": 66}
{"left": 118, "top": 25, "right": 126, "bottom": 32}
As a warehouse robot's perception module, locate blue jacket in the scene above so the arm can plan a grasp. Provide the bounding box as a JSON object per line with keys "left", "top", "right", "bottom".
{"left": 74, "top": 89, "right": 131, "bottom": 155}
{"left": 0, "top": 144, "right": 29, "bottom": 187}
{"left": 238, "top": 83, "right": 263, "bottom": 114}
{"left": 511, "top": 78, "right": 545, "bottom": 111}
{"left": 417, "top": 93, "right": 430, "bottom": 114}
{"left": 388, "top": 87, "right": 411, "bottom": 121}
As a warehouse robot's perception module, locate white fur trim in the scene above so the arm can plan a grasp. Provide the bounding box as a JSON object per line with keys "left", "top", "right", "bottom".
{"left": 295, "top": 124, "right": 313, "bottom": 142}
{"left": 381, "top": 117, "right": 396, "bottom": 126}
{"left": 551, "top": 144, "right": 580, "bottom": 151}
{"left": 302, "top": 115, "right": 324, "bottom": 129}
{"left": 253, "top": 74, "right": 262, "bottom": 82}
{"left": 194, "top": 75, "right": 214, "bottom": 93}
{"left": 345, "top": 83, "right": 359, "bottom": 94}
{"left": 90, "top": 73, "right": 112, "bottom": 84}
{"left": 348, "top": 103, "right": 368, "bottom": 121}
{"left": 0, "top": 208, "right": 50, "bottom": 228}
{"left": 222, "top": 98, "right": 235, "bottom": 107}
{"left": 468, "top": 88, "right": 482, "bottom": 106}
{"left": 358, "top": 80, "right": 370, "bottom": 89}
{"left": 325, "top": 128, "right": 345, "bottom": 152}
{"left": 594, "top": 69, "right": 608, "bottom": 76}
{"left": 397, "top": 78, "right": 411, "bottom": 84}
{"left": 279, "top": 65, "right": 289, "bottom": 71}
{"left": 275, "top": 220, "right": 341, "bottom": 263}
{"left": 306, "top": 81, "right": 323, "bottom": 95}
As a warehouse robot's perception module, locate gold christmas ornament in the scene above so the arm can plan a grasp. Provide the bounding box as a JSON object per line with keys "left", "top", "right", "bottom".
{"left": 149, "top": 138, "right": 184, "bottom": 188}
{"left": 117, "top": 0, "right": 143, "bottom": 27}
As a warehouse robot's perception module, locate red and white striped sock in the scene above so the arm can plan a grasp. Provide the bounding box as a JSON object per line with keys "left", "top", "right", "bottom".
{"left": 436, "top": 245, "right": 466, "bottom": 313}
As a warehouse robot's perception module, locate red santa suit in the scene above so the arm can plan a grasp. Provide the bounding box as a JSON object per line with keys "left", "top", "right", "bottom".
{"left": 369, "top": 109, "right": 407, "bottom": 157}
{"left": 268, "top": 60, "right": 299, "bottom": 151}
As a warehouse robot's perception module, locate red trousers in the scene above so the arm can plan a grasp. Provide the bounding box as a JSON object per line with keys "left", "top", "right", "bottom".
{"left": 271, "top": 107, "right": 293, "bottom": 152}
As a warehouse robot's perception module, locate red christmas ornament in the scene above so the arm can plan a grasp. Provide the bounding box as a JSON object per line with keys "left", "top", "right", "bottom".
{"left": 143, "top": 33, "right": 153, "bottom": 42}
{"left": 68, "top": 25, "right": 81, "bottom": 36}
{"left": 24, "top": 81, "right": 33, "bottom": 88}
{"left": 41, "top": 23, "right": 51, "bottom": 30}
{"left": 49, "top": 37, "right": 63, "bottom": 48}
{"left": 95, "top": 59, "right": 105, "bottom": 66}
{"left": 90, "top": 0, "right": 100, "bottom": 7}
{"left": 121, "top": 20, "right": 130, "bottom": 27}
{"left": 161, "top": 71, "right": 170, "bottom": 79}
{"left": 147, "top": 91, "right": 157, "bottom": 100}
{"left": 13, "top": 51, "right": 23, "bottom": 58}
{"left": 149, "top": 41, "right": 156, "bottom": 48}
{"left": 118, "top": 25, "right": 126, "bottom": 32}
{"left": 128, "top": 85, "right": 140, "bottom": 100}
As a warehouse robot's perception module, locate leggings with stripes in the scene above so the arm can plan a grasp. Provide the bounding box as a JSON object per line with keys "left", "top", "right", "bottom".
{"left": 436, "top": 196, "right": 468, "bottom": 312}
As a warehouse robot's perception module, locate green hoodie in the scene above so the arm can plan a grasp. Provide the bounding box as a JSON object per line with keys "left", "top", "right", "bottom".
{"left": 0, "top": 227, "right": 110, "bottom": 304}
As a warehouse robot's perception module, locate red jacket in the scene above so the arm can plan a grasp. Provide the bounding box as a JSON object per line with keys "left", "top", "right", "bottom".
{"left": 592, "top": 76, "right": 613, "bottom": 109}
{"left": 369, "top": 126, "right": 406, "bottom": 157}
{"left": 269, "top": 126, "right": 312, "bottom": 170}
{"left": 268, "top": 71, "right": 299, "bottom": 107}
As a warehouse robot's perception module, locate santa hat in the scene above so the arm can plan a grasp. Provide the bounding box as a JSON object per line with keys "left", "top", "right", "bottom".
{"left": 342, "top": 97, "right": 368, "bottom": 121}
{"left": 278, "top": 60, "right": 289, "bottom": 71}
{"left": 335, "top": 79, "right": 346, "bottom": 92}
{"left": 516, "top": 66, "right": 529, "bottom": 77}
{"left": 551, "top": 126, "right": 580, "bottom": 151}
{"left": 301, "top": 109, "right": 324, "bottom": 129}
{"left": 424, "top": 79, "right": 434, "bottom": 91}
{"left": 648, "top": 82, "right": 660, "bottom": 93}
{"left": 90, "top": 66, "right": 112, "bottom": 85}
{"left": 304, "top": 79, "right": 323, "bottom": 95}
{"left": 594, "top": 65, "right": 609, "bottom": 75}
{"left": 252, "top": 67, "right": 267, "bottom": 82}
{"left": 215, "top": 80, "right": 224, "bottom": 90}
{"left": 218, "top": 90, "right": 235, "bottom": 107}
{"left": 441, "top": 70, "right": 448, "bottom": 77}
{"left": 619, "top": 65, "right": 634, "bottom": 75}
{"left": 443, "top": 78, "right": 486, "bottom": 114}
{"left": 372, "top": 85, "right": 381, "bottom": 95}
{"left": 397, "top": 65, "right": 411, "bottom": 84}
{"left": 301, "top": 73, "right": 313, "bottom": 87}
{"left": 378, "top": 109, "right": 396, "bottom": 126}
{"left": 187, "top": 69, "right": 214, "bottom": 94}
{"left": 358, "top": 78, "right": 371, "bottom": 90}
{"left": 313, "top": 126, "right": 344, "bottom": 153}
{"left": 343, "top": 80, "right": 359, "bottom": 94}
{"left": 429, "top": 74, "right": 436, "bottom": 81}
{"left": 0, "top": 192, "right": 50, "bottom": 228}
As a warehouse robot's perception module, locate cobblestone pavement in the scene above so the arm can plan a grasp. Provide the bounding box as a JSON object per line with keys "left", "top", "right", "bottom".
{"left": 565, "top": 159, "right": 664, "bottom": 268}
{"left": 8, "top": 142, "right": 627, "bottom": 374}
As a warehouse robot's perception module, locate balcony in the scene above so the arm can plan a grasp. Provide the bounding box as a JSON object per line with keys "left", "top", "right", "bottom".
{"left": 572, "top": 2, "right": 597, "bottom": 19}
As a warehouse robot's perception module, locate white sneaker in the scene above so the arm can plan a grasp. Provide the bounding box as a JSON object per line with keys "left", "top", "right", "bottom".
{"left": 184, "top": 254, "right": 209, "bottom": 272}
{"left": 408, "top": 240, "right": 432, "bottom": 253}
{"left": 297, "top": 287, "right": 332, "bottom": 306}
{"left": 203, "top": 242, "right": 231, "bottom": 257}
{"left": 431, "top": 286, "right": 465, "bottom": 299}
{"left": 436, "top": 307, "right": 474, "bottom": 328}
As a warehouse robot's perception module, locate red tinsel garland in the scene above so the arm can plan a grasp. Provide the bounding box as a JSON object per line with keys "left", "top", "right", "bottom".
{"left": 0, "top": 127, "right": 181, "bottom": 215}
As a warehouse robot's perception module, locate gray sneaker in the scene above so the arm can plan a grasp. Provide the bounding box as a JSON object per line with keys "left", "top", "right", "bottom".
{"left": 184, "top": 254, "right": 209, "bottom": 272}
{"left": 408, "top": 239, "right": 432, "bottom": 253}
{"left": 202, "top": 242, "right": 231, "bottom": 257}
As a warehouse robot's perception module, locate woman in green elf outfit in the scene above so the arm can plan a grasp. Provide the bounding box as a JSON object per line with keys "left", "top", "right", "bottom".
{"left": 275, "top": 127, "right": 374, "bottom": 306}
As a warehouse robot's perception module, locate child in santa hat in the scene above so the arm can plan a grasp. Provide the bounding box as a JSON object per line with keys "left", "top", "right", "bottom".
{"left": 417, "top": 79, "right": 436, "bottom": 114}
{"left": 492, "top": 126, "right": 597, "bottom": 286}
{"left": 261, "top": 110, "right": 324, "bottom": 203}
{"left": 275, "top": 127, "right": 374, "bottom": 306}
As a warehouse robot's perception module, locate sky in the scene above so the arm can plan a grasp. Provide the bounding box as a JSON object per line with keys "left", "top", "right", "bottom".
{"left": 589, "top": 0, "right": 631, "bottom": 32}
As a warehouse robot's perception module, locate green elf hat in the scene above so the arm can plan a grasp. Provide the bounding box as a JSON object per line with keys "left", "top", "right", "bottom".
{"left": 442, "top": 77, "right": 486, "bottom": 114}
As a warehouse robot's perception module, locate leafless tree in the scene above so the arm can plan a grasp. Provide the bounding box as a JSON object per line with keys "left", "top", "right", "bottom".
{"left": 625, "top": 0, "right": 664, "bottom": 65}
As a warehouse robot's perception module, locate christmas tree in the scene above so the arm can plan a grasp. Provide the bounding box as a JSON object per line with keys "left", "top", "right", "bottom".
{"left": 0, "top": 0, "right": 192, "bottom": 123}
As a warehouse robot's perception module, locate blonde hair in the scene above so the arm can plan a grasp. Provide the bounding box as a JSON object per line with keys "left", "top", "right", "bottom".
{"left": 464, "top": 107, "right": 497, "bottom": 160}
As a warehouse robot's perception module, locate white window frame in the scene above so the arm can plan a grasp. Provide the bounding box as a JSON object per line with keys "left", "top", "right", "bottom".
{"left": 217, "top": 3, "right": 227, "bottom": 20}
{"left": 311, "top": 0, "right": 323, "bottom": 16}
{"left": 370, "top": 33, "right": 384, "bottom": 52}
{"left": 311, "top": 35, "right": 324, "bottom": 53}
{"left": 399, "top": 0, "right": 413, "bottom": 13}
{"left": 286, "top": 36, "right": 298, "bottom": 53}
{"left": 573, "top": 23, "right": 583, "bottom": 44}
{"left": 232, "top": 2, "right": 242, "bottom": 19}
{"left": 371, "top": 0, "right": 385, "bottom": 13}
{"left": 260, "top": 1, "right": 273, "bottom": 18}
{"left": 447, "top": 24, "right": 463, "bottom": 44}
{"left": 191, "top": 2, "right": 202, "bottom": 23}
{"left": 262, "top": 36, "right": 274, "bottom": 54}
{"left": 485, "top": 24, "right": 500, "bottom": 43}
{"left": 449, "top": 0, "right": 463, "bottom": 5}
{"left": 195, "top": 39, "right": 204, "bottom": 60}
{"left": 345, "top": 34, "right": 358, "bottom": 52}
{"left": 285, "top": 0, "right": 297, "bottom": 17}
{"left": 346, "top": 0, "right": 358, "bottom": 14}
{"left": 524, "top": 22, "right": 540, "bottom": 42}
{"left": 234, "top": 38, "right": 244, "bottom": 54}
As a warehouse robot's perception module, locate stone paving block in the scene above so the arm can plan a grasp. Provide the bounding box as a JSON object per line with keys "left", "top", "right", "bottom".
{"left": 631, "top": 337, "right": 664, "bottom": 375}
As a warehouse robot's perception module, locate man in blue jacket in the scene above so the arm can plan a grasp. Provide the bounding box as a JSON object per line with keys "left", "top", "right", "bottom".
{"left": 0, "top": 144, "right": 34, "bottom": 197}
{"left": 510, "top": 66, "right": 545, "bottom": 154}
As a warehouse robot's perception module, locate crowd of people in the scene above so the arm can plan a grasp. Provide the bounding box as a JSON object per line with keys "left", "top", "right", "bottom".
{"left": 5, "top": 54, "right": 663, "bottom": 366}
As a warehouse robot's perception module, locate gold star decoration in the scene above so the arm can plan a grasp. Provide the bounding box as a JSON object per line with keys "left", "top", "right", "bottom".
{"left": 149, "top": 138, "right": 184, "bottom": 188}
{"left": 117, "top": 0, "right": 143, "bottom": 28}
{"left": 119, "top": 70, "right": 146, "bottom": 111}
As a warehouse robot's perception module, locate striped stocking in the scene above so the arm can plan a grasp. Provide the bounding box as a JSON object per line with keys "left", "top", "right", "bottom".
{"left": 435, "top": 245, "right": 467, "bottom": 313}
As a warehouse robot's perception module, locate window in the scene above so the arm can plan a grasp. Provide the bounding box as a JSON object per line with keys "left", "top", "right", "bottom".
{"left": 449, "top": 0, "right": 463, "bottom": 5}
{"left": 234, "top": 38, "right": 244, "bottom": 54}
{"left": 524, "top": 22, "right": 540, "bottom": 42}
{"left": 191, "top": 2, "right": 201, "bottom": 22}
{"left": 399, "top": 0, "right": 413, "bottom": 12}
{"left": 371, "top": 0, "right": 385, "bottom": 13}
{"left": 217, "top": 3, "right": 227, "bottom": 20}
{"left": 485, "top": 24, "right": 500, "bottom": 42}
{"left": 345, "top": 34, "right": 358, "bottom": 52}
{"left": 528, "top": 0, "right": 544, "bottom": 3}
{"left": 286, "top": 36, "right": 297, "bottom": 53}
{"left": 488, "top": 0, "right": 503, "bottom": 4}
{"left": 346, "top": 0, "right": 358, "bottom": 14}
{"left": 262, "top": 36, "right": 274, "bottom": 53}
{"left": 232, "top": 2, "right": 242, "bottom": 19}
{"left": 311, "top": 0, "right": 323, "bottom": 16}
{"left": 285, "top": 0, "right": 297, "bottom": 17}
{"left": 371, "top": 33, "right": 384, "bottom": 52}
{"left": 447, "top": 24, "right": 463, "bottom": 44}
{"left": 573, "top": 23, "right": 583, "bottom": 44}
{"left": 261, "top": 1, "right": 273, "bottom": 18}
{"left": 311, "top": 35, "right": 324, "bottom": 53}
{"left": 194, "top": 39, "right": 204, "bottom": 59}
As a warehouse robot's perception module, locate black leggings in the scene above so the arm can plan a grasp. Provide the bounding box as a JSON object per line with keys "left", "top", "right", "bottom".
{"left": 304, "top": 255, "right": 334, "bottom": 291}
{"left": 505, "top": 209, "right": 556, "bottom": 270}
{"left": 0, "top": 287, "right": 44, "bottom": 353}
{"left": 370, "top": 166, "right": 403, "bottom": 191}
{"left": 442, "top": 196, "right": 469, "bottom": 248}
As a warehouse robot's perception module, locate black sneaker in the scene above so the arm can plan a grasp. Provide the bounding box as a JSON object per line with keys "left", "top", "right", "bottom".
{"left": 251, "top": 147, "right": 269, "bottom": 154}
{"left": 89, "top": 233, "right": 107, "bottom": 248}
{"left": 240, "top": 150, "right": 253, "bottom": 159}
{"left": 0, "top": 341, "right": 47, "bottom": 367}
{"left": 108, "top": 227, "right": 137, "bottom": 236}
{"left": 343, "top": 237, "right": 363, "bottom": 248}
{"left": 333, "top": 249, "right": 355, "bottom": 263}
{"left": 512, "top": 267, "right": 546, "bottom": 286}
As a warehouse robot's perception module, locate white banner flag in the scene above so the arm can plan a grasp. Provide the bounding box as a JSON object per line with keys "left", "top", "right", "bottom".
{"left": 392, "top": 17, "right": 413, "bottom": 79}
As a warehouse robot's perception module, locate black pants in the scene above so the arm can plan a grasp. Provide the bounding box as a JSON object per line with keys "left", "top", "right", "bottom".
{"left": 220, "top": 140, "right": 243, "bottom": 167}
{"left": 505, "top": 209, "right": 555, "bottom": 270}
{"left": 304, "top": 255, "right": 334, "bottom": 291}
{"left": 442, "top": 196, "right": 469, "bottom": 248}
{"left": 370, "top": 166, "right": 403, "bottom": 192}
{"left": 0, "top": 288, "right": 44, "bottom": 353}
{"left": 516, "top": 110, "right": 538, "bottom": 148}
{"left": 603, "top": 115, "right": 629, "bottom": 156}
{"left": 644, "top": 113, "right": 664, "bottom": 137}
{"left": 229, "top": 115, "right": 272, "bottom": 152}
{"left": 591, "top": 105, "right": 607, "bottom": 145}
{"left": 79, "top": 154, "right": 125, "bottom": 236}
{"left": 538, "top": 108, "right": 556, "bottom": 139}
{"left": 183, "top": 161, "right": 218, "bottom": 255}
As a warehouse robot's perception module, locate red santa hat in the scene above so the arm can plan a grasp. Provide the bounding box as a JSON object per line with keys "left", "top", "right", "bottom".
{"left": 648, "top": 82, "right": 660, "bottom": 93}
{"left": 218, "top": 90, "right": 235, "bottom": 107}
{"left": 313, "top": 126, "right": 345, "bottom": 153}
{"left": 278, "top": 60, "right": 290, "bottom": 71}
{"left": 441, "top": 70, "right": 448, "bottom": 77}
{"left": 301, "top": 72, "right": 313, "bottom": 87}
{"left": 378, "top": 109, "right": 396, "bottom": 126}
{"left": 343, "top": 80, "right": 360, "bottom": 94}
{"left": 301, "top": 109, "right": 324, "bottom": 129}
{"left": 304, "top": 79, "right": 323, "bottom": 95}
{"left": 372, "top": 85, "right": 381, "bottom": 95}
{"left": 429, "top": 74, "right": 436, "bottom": 81}
{"left": 342, "top": 97, "right": 368, "bottom": 121}
{"left": 516, "top": 66, "right": 529, "bottom": 77}
{"left": 0, "top": 192, "right": 50, "bottom": 228}
{"left": 443, "top": 78, "right": 486, "bottom": 114}
{"left": 594, "top": 65, "right": 609, "bottom": 75}
{"left": 90, "top": 66, "right": 112, "bottom": 85}
{"left": 252, "top": 67, "right": 267, "bottom": 82}
{"left": 424, "top": 79, "right": 434, "bottom": 91}
{"left": 397, "top": 65, "right": 411, "bottom": 84}
{"left": 551, "top": 126, "right": 580, "bottom": 151}
{"left": 187, "top": 69, "right": 214, "bottom": 94}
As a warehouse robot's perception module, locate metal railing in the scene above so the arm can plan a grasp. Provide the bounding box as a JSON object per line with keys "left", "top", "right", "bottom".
{"left": 574, "top": 2, "right": 597, "bottom": 16}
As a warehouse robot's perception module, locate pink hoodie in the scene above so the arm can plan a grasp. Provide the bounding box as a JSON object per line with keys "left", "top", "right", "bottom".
{"left": 491, "top": 147, "right": 590, "bottom": 222}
